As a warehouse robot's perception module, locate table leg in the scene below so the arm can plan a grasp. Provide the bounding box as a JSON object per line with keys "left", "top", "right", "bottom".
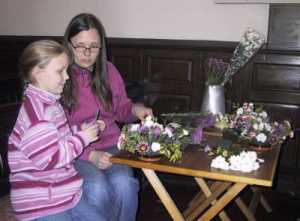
{"left": 249, "top": 187, "right": 272, "bottom": 214}
{"left": 235, "top": 197, "right": 256, "bottom": 221}
{"left": 142, "top": 169, "right": 185, "bottom": 221}
{"left": 195, "top": 178, "right": 231, "bottom": 221}
{"left": 184, "top": 181, "right": 223, "bottom": 216}
{"left": 197, "top": 182, "right": 247, "bottom": 221}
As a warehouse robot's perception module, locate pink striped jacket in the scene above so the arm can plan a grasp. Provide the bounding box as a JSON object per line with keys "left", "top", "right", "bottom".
{"left": 8, "top": 84, "right": 90, "bottom": 221}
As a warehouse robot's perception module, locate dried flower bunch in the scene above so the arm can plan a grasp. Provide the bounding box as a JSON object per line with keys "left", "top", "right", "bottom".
{"left": 205, "top": 58, "right": 229, "bottom": 85}
{"left": 220, "top": 28, "right": 265, "bottom": 86}
{"left": 117, "top": 116, "right": 190, "bottom": 163}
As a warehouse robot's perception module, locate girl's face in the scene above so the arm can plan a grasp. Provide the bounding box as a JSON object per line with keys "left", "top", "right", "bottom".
{"left": 33, "top": 53, "right": 69, "bottom": 95}
{"left": 70, "top": 28, "right": 101, "bottom": 70}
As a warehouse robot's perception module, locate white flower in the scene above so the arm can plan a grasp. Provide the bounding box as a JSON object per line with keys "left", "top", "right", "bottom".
{"left": 211, "top": 156, "right": 230, "bottom": 170}
{"left": 211, "top": 151, "right": 261, "bottom": 173}
{"left": 117, "top": 133, "right": 126, "bottom": 150}
{"left": 256, "top": 117, "right": 262, "bottom": 123}
{"left": 229, "top": 151, "right": 259, "bottom": 173}
{"left": 258, "top": 123, "right": 264, "bottom": 131}
{"left": 144, "top": 116, "right": 155, "bottom": 128}
{"left": 237, "top": 108, "right": 243, "bottom": 115}
{"left": 164, "top": 127, "right": 174, "bottom": 138}
{"left": 265, "top": 123, "right": 272, "bottom": 132}
{"left": 151, "top": 142, "right": 161, "bottom": 152}
{"left": 182, "top": 129, "right": 189, "bottom": 136}
{"left": 260, "top": 111, "right": 268, "bottom": 119}
{"left": 253, "top": 123, "right": 258, "bottom": 130}
{"left": 129, "top": 124, "right": 140, "bottom": 132}
{"left": 256, "top": 133, "right": 267, "bottom": 143}
{"left": 168, "top": 122, "right": 181, "bottom": 128}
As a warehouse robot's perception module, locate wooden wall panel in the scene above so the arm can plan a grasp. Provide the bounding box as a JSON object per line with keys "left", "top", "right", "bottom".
{"left": 109, "top": 47, "right": 141, "bottom": 82}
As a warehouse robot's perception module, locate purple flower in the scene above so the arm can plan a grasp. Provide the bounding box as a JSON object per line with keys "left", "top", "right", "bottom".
{"left": 204, "top": 145, "right": 212, "bottom": 153}
{"left": 195, "top": 113, "right": 216, "bottom": 128}
{"left": 136, "top": 142, "right": 149, "bottom": 154}
{"left": 192, "top": 127, "right": 203, "bottom": 144}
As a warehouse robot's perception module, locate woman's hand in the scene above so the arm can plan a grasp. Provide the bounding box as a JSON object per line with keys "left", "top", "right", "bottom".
{"left": 89, "top": 150, "right": 112, "bottom": 169}
{"left": 131, "top": 103, "right": 153, "bottom": 121}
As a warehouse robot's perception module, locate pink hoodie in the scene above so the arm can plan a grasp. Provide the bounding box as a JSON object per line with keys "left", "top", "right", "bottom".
{"left": 67, "top": 62, "right": 136, "bottom": 160}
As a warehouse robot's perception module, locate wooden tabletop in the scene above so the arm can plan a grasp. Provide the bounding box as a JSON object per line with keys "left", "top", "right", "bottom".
{"left": 111, "top": 143, "right": 281, "bottom": 187}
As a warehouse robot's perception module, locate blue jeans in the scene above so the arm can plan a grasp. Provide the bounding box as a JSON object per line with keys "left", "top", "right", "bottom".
{"left": 32, "top": 190, "right": 108, "bottom": 221}
{"left": 74, "top": 152, "right": 139, "bottom": 221}
{"left": 33, "top": 148, "right": 139, "bottom": 221}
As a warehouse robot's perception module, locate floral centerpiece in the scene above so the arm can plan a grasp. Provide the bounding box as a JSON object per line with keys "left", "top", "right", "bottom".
{"left": 117, "top": 116, "right": 190, "bottom": 163}
{"left": 217, "top": 102, "right": 294, "bottom": 148}
{"left": 161, "top": 112, "right": 217, "bottom": 145}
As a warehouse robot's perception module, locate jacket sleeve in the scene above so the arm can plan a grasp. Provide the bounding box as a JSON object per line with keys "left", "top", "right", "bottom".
{"left": 109, "top": 63, "right": 137, "bottom": 123}
{"left": 19, "top": 120, "right": 89, "bottom": 170}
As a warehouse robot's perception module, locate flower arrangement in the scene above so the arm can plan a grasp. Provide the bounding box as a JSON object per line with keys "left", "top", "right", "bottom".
{"left": 160, "top": 112, "right": 217, "bottom": 144}
{"left": 220, "top": 28, "right": 265, "bottom": 86}
{"left": 218, "top": 102, "right": 293, "bottom": 147}
{"left": 205, "top": 58, "right": 229, "bottom": 85}
{"left": 117, "top": 116, "right": 190, "bottom": 163}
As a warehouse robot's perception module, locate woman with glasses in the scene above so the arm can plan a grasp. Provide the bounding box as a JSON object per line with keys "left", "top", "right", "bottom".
{"left": 62, "top": 13, "right": 153, "bottom": 221}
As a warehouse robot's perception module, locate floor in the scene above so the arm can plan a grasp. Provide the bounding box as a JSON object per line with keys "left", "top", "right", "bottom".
{"left": 136, "top": 176, "right": 300, "bottom": 221}
{"left": 1, "top": 177, "right": 300, "bottom": 221}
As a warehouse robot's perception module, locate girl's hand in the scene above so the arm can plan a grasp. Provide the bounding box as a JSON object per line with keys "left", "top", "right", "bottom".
{"left": 132, "top": 103, "right": 153, "bottom": 121}
{"left": 89, "top": 150, "right": 112, "bottom": 169}
{"left": 82, "top": 123, "right": 100, "bottom": 143}
{"left": 96, "top": 120, "right": 106, "bottom": 132}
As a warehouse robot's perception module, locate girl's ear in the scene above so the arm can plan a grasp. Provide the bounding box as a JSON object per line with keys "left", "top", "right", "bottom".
{"left": 31, "top": 66, "right": 43, "bottom": 84}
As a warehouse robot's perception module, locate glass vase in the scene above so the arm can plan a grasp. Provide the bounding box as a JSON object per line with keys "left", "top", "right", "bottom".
{"left": 200, "top": 85, "right": 226, "bottom": 115}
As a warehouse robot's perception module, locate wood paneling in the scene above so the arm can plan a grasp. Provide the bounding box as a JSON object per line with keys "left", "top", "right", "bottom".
{"left": 268, "top": 4, "right": 300, "bottom": 50}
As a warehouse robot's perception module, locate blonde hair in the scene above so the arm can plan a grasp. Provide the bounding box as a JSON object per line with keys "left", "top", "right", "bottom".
{"left": 19, "top": 40, "right": 69, "bottom": 89}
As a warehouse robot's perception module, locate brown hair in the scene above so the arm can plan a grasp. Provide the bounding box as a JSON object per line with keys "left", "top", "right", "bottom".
{"left": 19, "top": 40, "right": 69, "bottom": 90}
{"left": 62, "top": 13, "right": 112, "bottom": 111}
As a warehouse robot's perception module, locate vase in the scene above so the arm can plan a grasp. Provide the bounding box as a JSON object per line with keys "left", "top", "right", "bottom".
{"left": 201, "top": 85, "right": 226, "bottom": 115}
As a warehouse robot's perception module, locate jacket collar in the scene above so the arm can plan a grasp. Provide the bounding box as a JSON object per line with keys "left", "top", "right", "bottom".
{"left": 24, "top": 84, "right": 60, "bottom": 104}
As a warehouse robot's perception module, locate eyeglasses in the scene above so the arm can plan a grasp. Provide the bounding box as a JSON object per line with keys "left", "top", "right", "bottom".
{"left": 70, "top": 42, "right": 101, "bottom": 54}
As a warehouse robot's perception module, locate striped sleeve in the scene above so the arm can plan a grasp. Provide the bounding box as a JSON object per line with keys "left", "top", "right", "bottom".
{"left": 18, "top": 121, "right": 87, "bottom": 170}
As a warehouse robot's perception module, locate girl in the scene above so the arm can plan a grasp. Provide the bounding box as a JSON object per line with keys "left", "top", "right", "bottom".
{"left": 62, "top": 13, "right": 153, "bottom": 221}
{"left": 8, "top": 40, "right": 107, "bottom": 221}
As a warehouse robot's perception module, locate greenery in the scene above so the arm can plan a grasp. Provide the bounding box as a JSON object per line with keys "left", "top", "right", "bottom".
{"left": 117, "top": 116, "right": 190, "bottom": 163}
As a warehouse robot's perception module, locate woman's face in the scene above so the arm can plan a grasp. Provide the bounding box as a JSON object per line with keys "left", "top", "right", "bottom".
{"left": 70, "top": 28, "right": 101, "bottom": 70}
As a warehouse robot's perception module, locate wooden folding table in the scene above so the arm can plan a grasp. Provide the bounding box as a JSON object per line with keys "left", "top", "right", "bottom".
{"left": 110, "top": 139, "right": 280, "bottom": 221}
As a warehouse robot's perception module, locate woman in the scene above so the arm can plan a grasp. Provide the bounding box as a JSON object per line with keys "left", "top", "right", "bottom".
{"left": 62, "top": 13, "right": 153, "bottom": 221}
